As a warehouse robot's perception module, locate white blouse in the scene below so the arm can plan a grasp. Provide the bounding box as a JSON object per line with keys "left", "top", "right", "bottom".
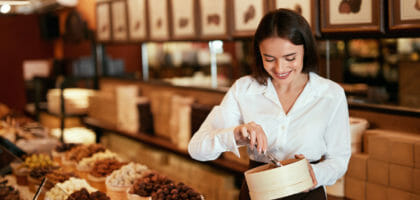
{"left": 188, "top": 72, "right": 351, "bottom": 187}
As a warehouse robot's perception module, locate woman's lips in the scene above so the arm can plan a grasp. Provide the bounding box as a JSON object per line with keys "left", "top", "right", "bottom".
{"left": 274, "top": 71, "right": 291, "bottom": 79}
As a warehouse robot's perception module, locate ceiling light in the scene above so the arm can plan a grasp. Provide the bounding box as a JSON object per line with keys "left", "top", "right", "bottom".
{"left": 0, "top": 1, "right": 30, "bottom": 5}
{"left": 0, "top": 4, "right": 11, "bottom": 13}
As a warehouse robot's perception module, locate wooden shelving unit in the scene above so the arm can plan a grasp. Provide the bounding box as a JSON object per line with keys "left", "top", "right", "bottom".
{"left": 83, "top": 117, "right": 248, "bottom": 174}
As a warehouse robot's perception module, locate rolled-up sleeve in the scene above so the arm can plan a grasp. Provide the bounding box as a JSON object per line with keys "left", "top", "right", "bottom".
{"left": 311, "top": 92, "right": 351, "bottom": 187}
{"left": 188, "top": 84, "right": 243, "bottom": 161}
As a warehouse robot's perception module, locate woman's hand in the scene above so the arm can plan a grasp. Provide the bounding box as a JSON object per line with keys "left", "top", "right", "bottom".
{"left": 295, "top": 154, "right": 318, "bottom": 190}
{"left": 234, "top": 122, "right": 267, "bottom": 154}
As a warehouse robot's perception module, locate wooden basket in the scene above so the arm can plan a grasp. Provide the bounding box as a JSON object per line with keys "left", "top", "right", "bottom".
{"left": 76, "top": 165, "right": 91, "bottom": 180}
{"left": 126, "top": 188, "right": 152, "bottom": 200}
{"left": 106, "top": 184, "right": 130, "bottom": 200}
{"left": 87, "top": 174, "right": 107, "bottom": 193}
{"left": 244, "top": 158, "right": 313, "bottom": 200}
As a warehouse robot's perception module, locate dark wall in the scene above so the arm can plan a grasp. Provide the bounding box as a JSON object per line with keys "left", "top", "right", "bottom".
{"left": 106, "top": 44, "right": 142, "bottom": 75}
{"left": 0, "top": 15, "right": 54, "bottom": 111}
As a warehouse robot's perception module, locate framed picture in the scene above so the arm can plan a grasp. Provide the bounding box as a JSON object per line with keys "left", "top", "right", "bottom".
{"left": 198, "top": 0, "right": 230, "bottom": 39}
{"left": 127, "top": 0, "right": 148, "bottom": 41}
{"left": 147, "top": 0, "right": 170, "bottom": 41}
{"left": 389, "top": 0, "right": 420, "bottom": 31}
{"left": 111, "top": 0, "right": 129, "bottom": 41}
{"left": 96, "top": 2, "right": 111, "bottom": 42}
{"left": 272, "top": 0, "right": 319, "bottom": 36}
{"left": 169, "top": 0, "right": 198, "bottom": 40}
{"left": 232, "top": 0, "right": 268, "bottom": 37}
{"left": 320, "top": 0, "right": 384, "bottom": 34}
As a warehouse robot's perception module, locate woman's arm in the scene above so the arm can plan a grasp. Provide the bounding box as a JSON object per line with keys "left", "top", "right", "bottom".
{"left": 188, "top": 85, "right": 243, "bottom": 161}
{"left": 311, "top": 92, "right": 351, "bottom": 187}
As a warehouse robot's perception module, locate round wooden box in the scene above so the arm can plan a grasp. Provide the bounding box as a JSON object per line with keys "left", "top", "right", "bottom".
{"left": 244, "top": 158, "right": 313, "bottom": 200}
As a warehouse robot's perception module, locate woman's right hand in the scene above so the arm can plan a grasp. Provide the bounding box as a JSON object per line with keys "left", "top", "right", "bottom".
{"left": 234, "top": 122, "right": 268, "bottom": 154}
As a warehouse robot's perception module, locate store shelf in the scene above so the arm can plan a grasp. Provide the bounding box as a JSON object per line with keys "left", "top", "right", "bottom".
{"left": 83, "top": 117, "right": 248, "bottom": 174}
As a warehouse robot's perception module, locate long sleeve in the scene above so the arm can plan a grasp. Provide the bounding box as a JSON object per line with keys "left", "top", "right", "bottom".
{"left": 311, "top": 92, "right": 351, "bottom": 187}
{"left": 188, "top": 84, "right": 243, "bottom": 161}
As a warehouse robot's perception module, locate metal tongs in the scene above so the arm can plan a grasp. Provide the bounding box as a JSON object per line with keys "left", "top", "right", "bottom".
{"left": 265, "top": 151, "right": 283, "bottom": 167}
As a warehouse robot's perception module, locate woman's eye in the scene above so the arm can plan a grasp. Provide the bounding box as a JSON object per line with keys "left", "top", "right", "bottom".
{"left": 264, "top": 59, "right": 275, "bottom": 62}
{"left": 286, "top": 57, "right": 296, "bottom": 61}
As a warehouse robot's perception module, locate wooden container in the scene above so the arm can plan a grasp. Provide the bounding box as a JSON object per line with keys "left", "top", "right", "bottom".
{"left": 76, "top": 165, "right": 91, "bottom": 180}
{"left": 87, "top": 174, "right": 107, "bottom": 193}
{"left": 88, "top": 91, "right": 117, "bottom": 127}
{"left": 127, "top": 189, "right": 152, "bottom": 200}
{"left": 106, "top": 184, "right": 130, "bottom": 200}
{"left": 51, "top": 151, "right": 63, "bottom": 165}
{"left": 61, "top": 157, "right": 76, "bottom": 173}
{"left": 244, "top": 158, "right": 313, "bottom": 200}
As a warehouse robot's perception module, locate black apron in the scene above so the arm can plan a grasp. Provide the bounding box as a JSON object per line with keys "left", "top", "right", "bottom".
{"left": 239, "top": 160, "right": 327, "bottom": 200}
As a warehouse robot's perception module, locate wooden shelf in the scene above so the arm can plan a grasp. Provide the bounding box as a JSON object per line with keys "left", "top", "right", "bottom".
{"left": 83, "top": 117, "right": 248, "bottom": 174}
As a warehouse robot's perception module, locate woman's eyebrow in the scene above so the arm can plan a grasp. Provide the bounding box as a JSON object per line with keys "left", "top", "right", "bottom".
{"left": 262, "top": 53, "right": 275, "bottom": 58}
{"left": 262, "top": 52, "right": 296, "bottom": 58}
{"left": 283, "top": 52, "right": 296, "bottom": 57}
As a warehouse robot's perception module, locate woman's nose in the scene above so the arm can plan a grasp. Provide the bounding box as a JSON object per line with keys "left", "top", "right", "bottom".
{"left": 274, "top": 60, "right": 287, "bottom": 72}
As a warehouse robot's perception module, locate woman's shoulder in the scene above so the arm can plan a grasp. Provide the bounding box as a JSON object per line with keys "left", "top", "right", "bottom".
{"left": 310, "top": 72, "right": 345, "bottom": 98}
{"left": 231, "top": 75, "right": 264, "bottom": 94}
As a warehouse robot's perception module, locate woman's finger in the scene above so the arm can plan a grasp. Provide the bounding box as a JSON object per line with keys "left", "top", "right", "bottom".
{"left": 241, "top": 126, "right": 249, "bottom": 139}
{"left": 295, "top": 154, "right": 304, "bottom": 159}
{"left": 255, "top": 131, "right": 263, "bottom": 153}
{"left": 309, "top": 165, "right": 317, "bottom": 188}
{"left": 249, "top": 130, "right": 256, "bottom": 151}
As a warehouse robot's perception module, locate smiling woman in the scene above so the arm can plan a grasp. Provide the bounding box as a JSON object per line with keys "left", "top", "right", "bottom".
{"left": 188, "top": 9, "right": 351, "bottom": 200}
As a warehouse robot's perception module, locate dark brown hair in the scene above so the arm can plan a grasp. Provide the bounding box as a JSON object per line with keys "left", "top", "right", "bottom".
{"left": 251, "top": 8, "right": 318, "bottom": 85}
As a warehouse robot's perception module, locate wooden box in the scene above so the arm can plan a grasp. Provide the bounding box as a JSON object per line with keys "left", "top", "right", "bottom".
{"left": 245, "top": 158, "right": 313, "bottom": 200}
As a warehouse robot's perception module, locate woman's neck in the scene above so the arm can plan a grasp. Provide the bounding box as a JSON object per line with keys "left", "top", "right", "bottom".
{"left": 273, "top": 73, "right": 309, "bottom": 94}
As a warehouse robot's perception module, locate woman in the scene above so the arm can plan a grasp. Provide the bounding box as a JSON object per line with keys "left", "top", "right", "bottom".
{"left": 188, "top": 9, "right": 350, "bottom": 200}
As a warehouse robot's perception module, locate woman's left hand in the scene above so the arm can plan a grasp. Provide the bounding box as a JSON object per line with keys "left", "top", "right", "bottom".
{"left": 295, "top": 154, "right": 317, "bottom": 190}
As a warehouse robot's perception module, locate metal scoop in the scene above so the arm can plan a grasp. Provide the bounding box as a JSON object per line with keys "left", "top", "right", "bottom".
{"left": 265, "top": 151, "right": 283, "bottom": 167}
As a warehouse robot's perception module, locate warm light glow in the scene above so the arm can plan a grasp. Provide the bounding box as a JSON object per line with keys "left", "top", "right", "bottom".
{"left": 0, "top": 1, "right": 30, "bottom": 5}
{"left": 0, "top": 4, "right": 10, "bottom": 13}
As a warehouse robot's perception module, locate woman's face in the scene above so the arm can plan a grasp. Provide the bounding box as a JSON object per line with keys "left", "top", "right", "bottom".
{"left": 259, "top": 37, "right": 304, "bottom": 86}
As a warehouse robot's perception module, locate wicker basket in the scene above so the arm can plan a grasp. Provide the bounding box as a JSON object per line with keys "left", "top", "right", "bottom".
{"left": 244, "top": 158, "right": 313, "bottom": 200}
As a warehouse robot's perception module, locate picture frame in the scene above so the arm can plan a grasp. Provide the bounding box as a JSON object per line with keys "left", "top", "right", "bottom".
{"left": 389, "top": 0, "right": 420, "bottom": 32}
{"left": 126, "top": 0, "right": 148, "bottom": 41}
{"left": 147, "top": 0, "right": 171, "bottom": 41}
{"left": 169, "top": 0, "right": 198, "bottom": 40}
{"left": 197, "top": 0, "right": 230, "bottom": 40}
{"left": 320, "top": 0, "right": 384, "bottom": 34}
{"left": 232, "top": 0, "right": 268, "bottom": 37}
{"left": 271, "top": 0, "right": 319, "bottom": 36}
{"left": 111, "top": 0, "right": 129, "bottom": 41}
{"left": 96, "top": 2, "right": 112, "bottom": 42}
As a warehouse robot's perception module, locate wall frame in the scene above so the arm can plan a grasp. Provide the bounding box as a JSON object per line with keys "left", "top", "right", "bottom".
{"left": 111, "top": 0, "right": 129, "bottom": 41}
{"left": 271, "top": 0, "right": 320, "bottom": 36}
{"left": 169, "top": 0, "right": 198, "bottom": 40}
{"left": 320, "top": 0, "right": 384, "bottom": 34}
{"left": 389, "top": 0, "right": 420, "bottom": 32}
{"left": 126, "top": 0, "right": 148, "bottom": 41}
{"left": 147, "top": 0, "right": 171, "bottom": 41}
{"left": 96, "top": 2, "right": 112, "bottom": 42}
{"left": 197, "top": 0, "right": 231, "bottom": 40}
{"left": 232, "top": 0, "right": 268, "bottom": 37}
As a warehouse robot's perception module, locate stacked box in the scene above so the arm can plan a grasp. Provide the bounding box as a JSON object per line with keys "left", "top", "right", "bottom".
{"left": 349, "top": 129, "right": 420, "bottom": 200}
{"left": 327, "top": 117, "right": 369, "bottom": 197}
